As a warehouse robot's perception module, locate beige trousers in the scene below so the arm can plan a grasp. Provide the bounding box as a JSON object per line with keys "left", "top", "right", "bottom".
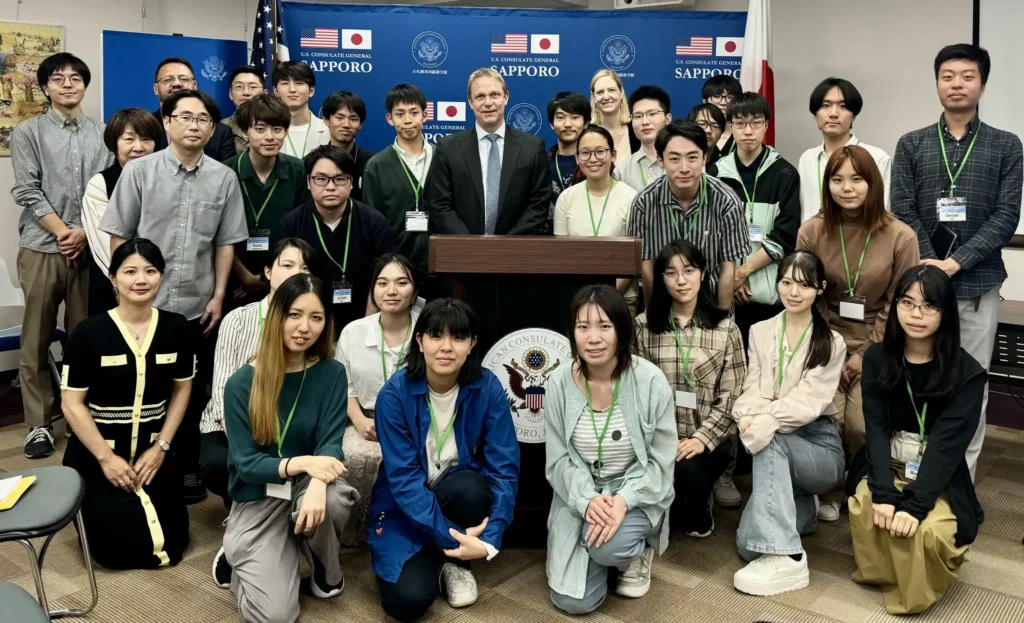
{"left": 829, "top": 315, "right": 874, "bottom": 458}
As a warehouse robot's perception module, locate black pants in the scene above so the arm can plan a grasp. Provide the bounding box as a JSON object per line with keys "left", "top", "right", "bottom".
{"left": 734, "top": 301, "right": 784, "bottom": 354}
{"left": 377, "top": 470, "right": 493, "bottom": 623}
{"left": 87, "top": 256, "right": 117, "bottom": 317}
{"left": 178, "top": 318, "right": 217, "bottom": 477}
{"left": 199, "top": 431, "right": 231, "bottom": 508}
{"left": 670, "top": 443, "right": 731, "bottom": 531}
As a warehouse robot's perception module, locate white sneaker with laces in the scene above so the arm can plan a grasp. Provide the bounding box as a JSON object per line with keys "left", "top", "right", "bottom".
{"left": 440, "top": 563, "right": 478, "bottom": 608}
{"left": 816, "top": 500, "right": 841, "bottom": 522}
{"left": 615, "top": 546, "right": 653, "bottom": 598}
{"left": 733, "top": 554, "right": 809, "bottom": 596}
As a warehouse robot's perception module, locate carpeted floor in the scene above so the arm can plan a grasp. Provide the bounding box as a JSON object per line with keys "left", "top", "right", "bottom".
{"left": 1, "top": 424, "right": 1023, "bottom": 623}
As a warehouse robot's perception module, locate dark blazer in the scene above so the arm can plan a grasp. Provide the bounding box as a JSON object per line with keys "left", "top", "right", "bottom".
{"left": 428, "top": 126, "right": 552, "bottom": 235}
{"left": 152, "top": 109, "right": 236, "bottom": 163}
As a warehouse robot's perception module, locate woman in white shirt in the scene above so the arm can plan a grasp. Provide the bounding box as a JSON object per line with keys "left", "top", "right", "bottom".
{"left": 590, "top": 70, "right": 633, "bottom": 169}
{"left": 335, "top": 253, "right": 422, "bottom": 544}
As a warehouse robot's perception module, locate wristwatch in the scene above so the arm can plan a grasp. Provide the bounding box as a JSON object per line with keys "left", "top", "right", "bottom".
{"left": 156, "top": 439, "right": 171, "bottom": 452}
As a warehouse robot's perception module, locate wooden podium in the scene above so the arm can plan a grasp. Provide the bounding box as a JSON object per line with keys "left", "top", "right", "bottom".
{"left": 429, "top": 235, "right": 641, "bottom": 547}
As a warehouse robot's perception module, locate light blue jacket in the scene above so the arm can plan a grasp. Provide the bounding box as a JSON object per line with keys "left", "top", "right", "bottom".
{"left": 544, "top": 356, "right": 677, "bottom": 599}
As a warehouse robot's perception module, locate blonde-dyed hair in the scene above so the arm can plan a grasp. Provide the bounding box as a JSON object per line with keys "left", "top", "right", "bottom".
{"left": 590, "top": 69, "right": 630, "bottom": 126}
{"left": 248, "top": 273, "right": 335, "bottom": 446}
{"left": 466, "top": 67, "right": 508, "bottom": 99}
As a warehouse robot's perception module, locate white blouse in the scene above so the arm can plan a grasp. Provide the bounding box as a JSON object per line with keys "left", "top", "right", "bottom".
{"left": 425, "top": 383, "right": 460, "bottom": 479}
{"left": 82, "top": 173, "right": 113, "bottom": 273}
{"left": 335, "top": 302, "right": 422, "bottom": 411}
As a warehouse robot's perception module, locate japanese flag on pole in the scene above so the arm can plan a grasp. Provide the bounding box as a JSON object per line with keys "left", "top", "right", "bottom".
{"left": 740, "top": 0, "right": 774, "bottom": 146}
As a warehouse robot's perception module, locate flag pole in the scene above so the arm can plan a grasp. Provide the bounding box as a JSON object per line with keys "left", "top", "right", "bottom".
{"left": 271, "top": 0, "right": 278, "bottom": 66}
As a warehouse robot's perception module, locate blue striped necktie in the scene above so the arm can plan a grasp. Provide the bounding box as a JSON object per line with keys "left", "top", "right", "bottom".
{"left": 484, "top": 133, "right": 500, "bottom": 234}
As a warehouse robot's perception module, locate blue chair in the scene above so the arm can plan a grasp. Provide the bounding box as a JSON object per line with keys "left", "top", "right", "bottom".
{"left": 0, "top": 582, "right": 50, "bottom": 623}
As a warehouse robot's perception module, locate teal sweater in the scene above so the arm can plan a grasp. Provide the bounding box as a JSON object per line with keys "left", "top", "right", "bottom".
{"left": 362, "top": 145, "right": 431, "bottom": 272}
{"left": 224, "top": 358, "right": 348, "bottom": 502}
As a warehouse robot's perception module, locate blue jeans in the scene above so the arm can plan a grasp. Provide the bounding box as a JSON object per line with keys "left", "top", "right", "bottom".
{"left": 736, "top": 418, "right": 844, "bottom": 560}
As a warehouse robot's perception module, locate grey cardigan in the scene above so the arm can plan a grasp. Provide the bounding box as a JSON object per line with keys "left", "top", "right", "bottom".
{"left": 544, "top": 356, "right": 677, "bottom": 599}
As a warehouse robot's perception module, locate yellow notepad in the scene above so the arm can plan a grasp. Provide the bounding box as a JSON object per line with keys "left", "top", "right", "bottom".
{"left": 0, "top": 475, "right": 36, "bottom": 511}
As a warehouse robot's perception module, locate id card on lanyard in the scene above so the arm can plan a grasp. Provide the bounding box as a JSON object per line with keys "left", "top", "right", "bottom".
{"left": 838, "top": 225, "right": 871, "bottom": 321}
{"left": 669, "top": 312, "right": 698, "bottom": 409}
{"left": 395, "top": 149, "right": 430, "bottom": 232}
{"left": 936, "top": 121, "right": 980, "bottom": 223}
{"left": 267, "top": 360, "right": 308, "bottom": 500}
{"left": 738, "top": 154, "right": 763, "bottom": 243}
{"left": 238, "top": 154, "right": 279, "bottom": 252}
{"left": 314, "top": 204, "right": 354, "bottom": 305}
{"left": 903, "top": 379, "right": 928, "bottom": 481}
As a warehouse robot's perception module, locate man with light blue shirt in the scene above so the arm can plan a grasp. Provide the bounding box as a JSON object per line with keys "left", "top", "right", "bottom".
{"left": 617, "top": 86, "right": 672, "bottom": 192}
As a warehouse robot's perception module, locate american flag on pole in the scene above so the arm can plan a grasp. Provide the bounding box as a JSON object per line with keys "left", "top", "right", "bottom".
{"left": 301, "top": 28, "right": 339, "bottom": 49}
{"left": 491, "top": 33, "right": 528, "bottom": 54}
{"left": 676, "top": 36, "right": 714, "bottom": 56}
{"left": 252, "top": 0, "right": 289, "bottom": 90}
{"left": 424, "top": 102, "right": 435, "bottom": 122}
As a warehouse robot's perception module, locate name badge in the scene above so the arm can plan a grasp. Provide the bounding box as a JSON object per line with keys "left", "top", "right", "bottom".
{"left": 748, "top": 224, "right": 763, "bottom": 243}
{"left": 839, "top": 294, "right": 867, "bottom": 321}
{"left": 247, "top": 228, "right": 271, "bottom": 252}
{"left": 405, "top": 210, "right": 429, "bottom": 232}
{"left": 675, "top": 389, "right": 697, "bottom": 409}
{"left": 937, "top": 197, "right": 967, "bottom": 222}
{"left": 904, "top": 460, "right": 920, "bottom": 481}
{"left": 266, "top": 481, "right": 292, "bottom": 500}
{"left": 332, "top": 280, "right": 353, "bottom": 305}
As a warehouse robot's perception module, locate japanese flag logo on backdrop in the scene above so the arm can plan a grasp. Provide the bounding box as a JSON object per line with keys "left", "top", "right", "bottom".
{"left": 436, "top": 102, "right": 466, "bottom": 122}
{"left": 530, "top": 34, "right": 560, "bottom": 55}
{"left": 342, "top": 29, "right": 372, "bottom": 50}
{"left": 716, "top": 36, "right": 744, "bottom": 57}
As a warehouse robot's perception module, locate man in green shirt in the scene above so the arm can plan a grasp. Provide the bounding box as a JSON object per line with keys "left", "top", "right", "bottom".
{"left": 224, "top": 93, "right": 310, "bottom": 308}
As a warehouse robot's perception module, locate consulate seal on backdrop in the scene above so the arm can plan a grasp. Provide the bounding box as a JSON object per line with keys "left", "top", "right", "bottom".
{"left": 507, "top": 103, "right": 543, "bottom": 135}
{"left": 201, "top": 56, "right": 227, "bottom": 82}
{"left": 484, "top": 328, "right": 571, "bottom": 444}
{"left": 600, "top": 35, "right": 635, "bottom": 72}
{"left": 412, "top": 31, "right": 449, "bottom": 69}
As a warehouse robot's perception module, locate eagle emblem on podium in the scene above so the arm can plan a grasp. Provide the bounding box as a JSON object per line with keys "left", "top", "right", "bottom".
{"left": 504, "top": 348, "right": 560, "bottom": 416}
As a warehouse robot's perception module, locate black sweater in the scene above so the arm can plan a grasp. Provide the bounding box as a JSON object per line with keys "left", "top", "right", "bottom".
{"left": 847, "top": 343, "right": 986, "bottom": 546}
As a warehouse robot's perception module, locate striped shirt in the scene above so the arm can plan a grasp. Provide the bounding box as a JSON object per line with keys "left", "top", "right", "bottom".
{"left": 633, "top": 312, "right": 745, "bottom": 450}
{"left": 627, "top": 174, "right": 749, "bottom": 295}
{"left": 571, "top": 402, "right": 636, "bottom": 486}
{"left": 891, "top": 114, "right": 1023, "bottom": 299}
{"left": 200, "top": 298, "right": 268, "bottom": 433}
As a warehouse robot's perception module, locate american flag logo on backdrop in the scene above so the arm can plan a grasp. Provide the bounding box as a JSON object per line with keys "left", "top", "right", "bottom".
{"left": 300, "top": 27, "right": 338, "bottom": 49}
{"left": 676, "top": 36, "right": 714, "bottom": 57}
{"left": 424, "top": 102, "right": 435, "bottom": 122}
{"left": 491, "top": 33, "right": 528, "bottom": 54}
{"left": 525, "top": 386, "right": 545, "bottom": 411}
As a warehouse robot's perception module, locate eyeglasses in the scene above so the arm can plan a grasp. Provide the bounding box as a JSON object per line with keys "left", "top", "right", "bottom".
{"left": 309, "top": 174, "right": 353, "bottom": 187}
{"left": 630, "top": 110, "right": 665, "bottom": 122}
{"left": 731, "top": 119, "right": 767, "bottom": 130}
{"left": 708, "top": 94, "right": 734, "bottom": 104}
{"left": 694, "top": 120, "right": 720, "bottom": 131}
{"left": 231, "top": 83, "right": 263, "bottom": 93}
{"left": 897, "top": 298, "right": 940, "bottom": 316}
{"left": 48, "top": 74, "right": 83, "bottom": 86}
{"left": 577, "top": 149, "right": 610, "bottom": 161}
{"left": 663, "top": 267, "right": 699, "bottom": 280}
{"left": 169, "top": 114, "right": 213, "bottom": 128}
{"left": 158, "top": 75, "right": 195, "bottom": 86}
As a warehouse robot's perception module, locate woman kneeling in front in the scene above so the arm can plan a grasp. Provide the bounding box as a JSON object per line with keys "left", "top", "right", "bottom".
{"left": 848, "top": 265, "right": 985, "bottom": 614}
{"left": 222, "top": 273, "right": 358, "bottom": 623}
{"left": 546, "top": 284, "right": 676, "bottom": 614}
{"left": 731, "top": 251, "right": 846, "bottom": 596}
{"left": 369, "top": 299, "right": 519, "bottom": 623}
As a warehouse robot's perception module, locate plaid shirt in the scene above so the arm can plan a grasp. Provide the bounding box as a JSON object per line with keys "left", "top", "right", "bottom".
{"left": 891, "top": 114, "right": 1023, "bottom": 299}
{"left": 632, "top": 312, "right": 746, "bottom": 450}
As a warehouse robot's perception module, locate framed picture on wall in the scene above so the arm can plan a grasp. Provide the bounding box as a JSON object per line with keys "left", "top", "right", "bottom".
{"left": 0, "top": 21, "right": 66, "bottom": 157}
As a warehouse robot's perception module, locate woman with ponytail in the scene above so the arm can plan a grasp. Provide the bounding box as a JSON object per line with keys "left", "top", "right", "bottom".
{"left": 730, "top": 250, "right": 846, "bottom": 597}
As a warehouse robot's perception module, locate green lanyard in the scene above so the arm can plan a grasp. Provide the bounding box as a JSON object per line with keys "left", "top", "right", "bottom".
{"left": 584, "top": 377, "right": 621, "bottom": 478}
{"left": 585, "top": 180, "right": 614, "bottom": 236}
{"left": 839, "top": 225, "right": 871, "bottom": 296}
{"left": 672, "top": 175, "right": 706, "bottom": 240}
{"left": 669, "top": 312, "right": 696, "bottom": 388}
{"left": 237, "top": 154, "right": 279, "bottom": 228}
{"left": 394, "top": 148, "right": 423, "bottom": 209}
{"left": 555, "top": 155, "right": 570, "bottom": 191}
{"left": 276, "top": 359, "right": 308, "bottom": 457}
{"left": 257, "top": 300, "right": 265, "bottom": 333}
{"left": 905, "top": 379, "right": 929, "bottom": 444}
{"left": 426, "top": 392, "right": 459, "bottom": 467}
{"left": 313, "top": 204, "right": 353, "bottom": 280}
{"left": 737, "top": 157, "right": 763, "bottom": 223}
{"left": 776, "top": 313, "right": 812, "bottom": 391}
{"left": 379, "top": 317, "right": 411, "bottom": 382}
{"left": 937, "top": 121, "right": 981, "bottom": 197}
{"left": 286, "top": 124, "right": 312, "bottom": 159}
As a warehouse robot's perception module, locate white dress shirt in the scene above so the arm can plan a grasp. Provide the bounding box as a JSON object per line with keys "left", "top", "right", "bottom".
{"left": 476, "top": 122, "right": 506, "bottom": 200}
{"left": 200, "top": 297, "right": 269, "bottom": 433}
{"left": 335, "top": 304, "right": 423, "bottom": 412}
{"left": 81, "top": 173, "right": 113, "bottom": 274}
{"left": 797, "top": 134, "right": 891, "bottom": 223}
{"left": 615, "top": 148, "right": 665, "bottom": 192}
{"left": 394, "top": 138, "right": 434, "bottom": 185}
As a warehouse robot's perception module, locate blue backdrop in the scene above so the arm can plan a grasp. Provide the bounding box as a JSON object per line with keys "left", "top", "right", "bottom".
{"left": 101, "top": 31, "right": 248, "bottom": 121}
{"left": 281, "top": 2, "right": 746, "bottom": 150}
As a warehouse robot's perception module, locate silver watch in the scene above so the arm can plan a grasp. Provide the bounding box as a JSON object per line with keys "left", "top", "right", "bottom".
{"left": 156, "top": 439, "right": 171, "bottom": 452}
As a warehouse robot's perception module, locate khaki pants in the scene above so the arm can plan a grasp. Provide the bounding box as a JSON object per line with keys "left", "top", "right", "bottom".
{"left": 848, "top": 477, "right": 968, "bottom": 614}
{"left": 829, "top": 315, "right": 873, "bottom": 458}
{"left": 17, "top": 248, "right": 89, "bottom": 428}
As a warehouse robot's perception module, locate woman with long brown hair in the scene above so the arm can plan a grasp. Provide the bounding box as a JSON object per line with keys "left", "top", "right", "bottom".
{"left": 218, "top": 273, "right": 358, "bottom": 622}
{"left": 797, "top": 145, "right": 919, "bottom": 522}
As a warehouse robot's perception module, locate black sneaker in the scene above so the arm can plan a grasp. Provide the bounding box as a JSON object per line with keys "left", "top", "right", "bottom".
{"left": 23, "top": 426, "right": 54, "bottom": 459}
{"left": 212, "top": 546, "right": 231, "bottom": 589}
{"left": 183, "top": 473, "right": 208, "bottom": 504}
{"left": 301, "top": 540, "right": 344, "bottom": 598}
{"left": 684, "top": 494, "right": 715, "bottom": 538}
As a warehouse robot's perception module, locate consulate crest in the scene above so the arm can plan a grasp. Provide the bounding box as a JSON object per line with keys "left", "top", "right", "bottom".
{"left": 412, "top": 31, "right": 448, "bottom": 68}
{"left": 507, "top": 102, "right": 543, "bottom": 135}
{"left": 600, "top": 35, "right": 635, "bottom": 72}
{"left": 201, "top": 56, "right": 227, "bottom": 82}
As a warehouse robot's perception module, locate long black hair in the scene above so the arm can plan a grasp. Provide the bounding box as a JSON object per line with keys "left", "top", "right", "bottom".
{"left": 568, "top": 284, "right": 633, "bottom": 381}
{"left": 776, "top": 251, "right": 834, "bottom": 370}
{"left": 647, "top": 240, "right": 729, "bottom": 333}
{"left": 877, "top": 265, "right": 961, "bottom": 400}
{"left": 404, "top": 298, "right": 482, "bottom": 385}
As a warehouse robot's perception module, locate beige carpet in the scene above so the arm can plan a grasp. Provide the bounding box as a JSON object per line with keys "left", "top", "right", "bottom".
{"left": 2, "top": 424, "right": 1023, "bottom": 623}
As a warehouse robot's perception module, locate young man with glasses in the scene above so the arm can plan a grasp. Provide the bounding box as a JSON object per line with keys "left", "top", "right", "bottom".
{"left": 702, "top": 75, "right": 743, "bottom": 162}
{"left": 891, "top": 44, "right": 1023, "bottom": 479}
{"left": 617, "top": 85, "right": 672, "bottom": 192}
{"left": 546, "top": 91, "right": 591, "bottom": 201}
{"left": 101, "top": 89, "right": 249, "bottom": 502}
{"left": 223, "top": 66, "right": 267, "bottom": 156}
{"left": 275, "top": 145, "right": 395, "bottom": 335}
{"left": 273, "top": 61, "right": 330, "bottom": 159}
{"left": 151, "top": 57, "right": 235, "bottom": 161}
{"left": 797, "top": 77, "right": 891, "bottom": 222}
{"left": 322, "top": 91, "right": 374, "bottom": 202}
{"left": 12, "top": 53, "right": 112, "bottom": 459}
{"left": 688, "top": 104, "right": 726, "bottom": 169}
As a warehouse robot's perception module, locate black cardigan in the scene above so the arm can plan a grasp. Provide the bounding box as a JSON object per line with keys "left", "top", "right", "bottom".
{"left": 847, "top": 343, "right": 986, "bottom": 546}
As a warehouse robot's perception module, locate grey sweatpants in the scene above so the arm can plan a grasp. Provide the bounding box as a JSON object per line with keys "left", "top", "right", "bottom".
{"left": 224, "top": 475, "right": 359, "bottom": 623}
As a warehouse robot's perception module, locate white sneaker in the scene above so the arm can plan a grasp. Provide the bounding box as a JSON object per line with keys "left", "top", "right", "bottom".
{"left": 440, "top": 563, "right": 478, "bottom": 608}
{"left": 615, "top": 546, "right": 653, "bottom": 598}
{"left": 816, "top": 500, "right": 841, "bottom": 522}
{"left": 733, "top": 554, "right": 810, "bottom": 596}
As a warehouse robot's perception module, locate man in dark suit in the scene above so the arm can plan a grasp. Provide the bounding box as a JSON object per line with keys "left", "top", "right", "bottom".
{"left": 151, "top": 57, "right": 235, "bottom": 162}
{"left": 429, "top": 68, "right": 551, "bottom": 235}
